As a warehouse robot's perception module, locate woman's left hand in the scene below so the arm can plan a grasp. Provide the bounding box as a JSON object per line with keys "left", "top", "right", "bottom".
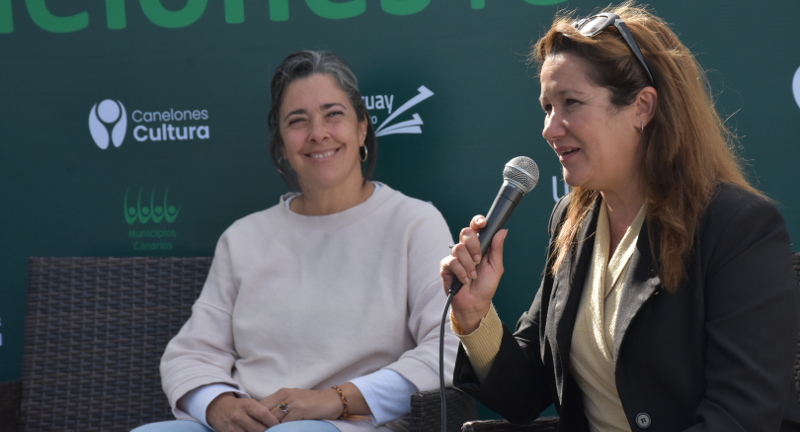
{"left": 260, "top": 387, "right": 349, "bottom": 423}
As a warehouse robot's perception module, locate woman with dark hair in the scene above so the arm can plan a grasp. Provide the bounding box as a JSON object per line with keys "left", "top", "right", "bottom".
{"left": 441, "top": 2, "right": 800, "bottom": 430}
{"left": 134, "top": 50, "right": 457, "bottom": 432}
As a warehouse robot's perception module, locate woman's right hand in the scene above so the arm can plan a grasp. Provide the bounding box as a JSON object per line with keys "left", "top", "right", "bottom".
{"left": 207, "top": 392, "right": 278, "bottom": 432}
{"left": 440, "top": 215, "right": 507, "bottom": 334}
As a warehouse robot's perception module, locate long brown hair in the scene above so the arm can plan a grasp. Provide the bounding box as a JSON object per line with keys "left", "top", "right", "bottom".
{"left": 532, "top": 1, "right": 761, "bottom": 292}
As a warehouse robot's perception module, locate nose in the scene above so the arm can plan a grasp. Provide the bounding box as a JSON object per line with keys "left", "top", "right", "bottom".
{"left": 542, "top": 111, "right": 566, "bottom": 143}
{"left": 308, "top": 116, "right": 330, "bottom": 143}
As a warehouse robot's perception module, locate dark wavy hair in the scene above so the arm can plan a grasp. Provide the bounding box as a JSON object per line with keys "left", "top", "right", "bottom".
{"left": 267, "top": 50, "right": 377, "bottom": 191}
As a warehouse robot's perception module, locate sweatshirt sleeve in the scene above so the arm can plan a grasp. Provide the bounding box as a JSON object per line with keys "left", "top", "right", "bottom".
{"left": 160, "top": 231, "right": 246, "bottom": 418}
{"left": 350, "top": 369, "right": 418, "bottom": 425}
{"left": 382, "top": 200, "right": 460, "bottom": 393}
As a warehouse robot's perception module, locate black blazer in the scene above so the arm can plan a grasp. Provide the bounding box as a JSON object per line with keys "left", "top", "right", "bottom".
{"left": 455, "top": 183, "right": 800, "bottom": 431}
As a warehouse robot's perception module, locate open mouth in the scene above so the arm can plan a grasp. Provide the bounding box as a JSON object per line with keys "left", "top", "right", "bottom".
{"left": 560, "top": 148, "right": 579, "bottom": 156}
{"left": 308, "top": 148, "right": 339, "bottom": 160}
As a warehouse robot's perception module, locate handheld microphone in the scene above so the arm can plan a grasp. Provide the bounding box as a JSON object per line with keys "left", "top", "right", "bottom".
{"left": 449, "top": 156, "right": 539, "bottom": 295}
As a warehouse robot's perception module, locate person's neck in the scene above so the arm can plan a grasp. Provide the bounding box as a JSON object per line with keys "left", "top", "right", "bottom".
{"left": 601, "top": 187, "right": 645, "bottom": 257}
{"left": 291, "top": 180, "right": 375, "bottom": 216}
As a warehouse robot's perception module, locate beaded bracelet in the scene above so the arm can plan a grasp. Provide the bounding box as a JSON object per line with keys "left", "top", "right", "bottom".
{"left": 331, "top": 385, "right": 349, "bottom": 420}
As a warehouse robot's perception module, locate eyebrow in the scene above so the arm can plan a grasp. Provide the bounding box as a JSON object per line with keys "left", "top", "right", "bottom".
{"left": 283, "top": 102, "right": 348, "bottom": 122}
{"left": 538, "top": 88, "right": 588, "bottom": 104}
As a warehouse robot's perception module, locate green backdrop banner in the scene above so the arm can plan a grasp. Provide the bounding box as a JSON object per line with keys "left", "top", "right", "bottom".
{"left": 2, "top": 0, "right": 799, "bottom": 405}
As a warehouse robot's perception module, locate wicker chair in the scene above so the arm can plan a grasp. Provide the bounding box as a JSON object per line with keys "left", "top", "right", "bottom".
{"left": 461, "top": 417, "right": 560, "bottom": 432}
{"left": 1, "top": 256, "right": 475, "bottom": 432}
{"left": 0, "top": 381, "right": 21, "bottom": 432}
{"left": 462, "top": 251, "right": 800, "bottom": 432}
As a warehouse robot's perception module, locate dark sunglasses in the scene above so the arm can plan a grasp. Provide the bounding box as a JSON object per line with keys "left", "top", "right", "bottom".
{"left": 573, "top": 12, "right": 656, "bottom": 88}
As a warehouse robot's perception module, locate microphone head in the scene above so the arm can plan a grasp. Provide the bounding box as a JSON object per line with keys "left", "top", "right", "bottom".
{"left": 503, "top": 156, "right": 539, "bottom": 194}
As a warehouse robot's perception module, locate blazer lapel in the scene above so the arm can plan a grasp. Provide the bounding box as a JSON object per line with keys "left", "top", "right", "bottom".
{"left": 547, "top": 198, "right": 662, "bottom": 400}
{"left": 612, "top": 221, "right": 661, "bottom": 360}
{"left": 549, "top": 203, "right": 598, "bottom": 400}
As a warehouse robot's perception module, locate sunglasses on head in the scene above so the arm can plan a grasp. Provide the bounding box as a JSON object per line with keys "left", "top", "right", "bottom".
{"left": 573, "top": 12, "right": 656, "bottom": 88}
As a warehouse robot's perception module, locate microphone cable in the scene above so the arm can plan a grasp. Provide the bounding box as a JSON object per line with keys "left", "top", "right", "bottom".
{"left": 439, "top": 291, "right": 455, "bottom": 432}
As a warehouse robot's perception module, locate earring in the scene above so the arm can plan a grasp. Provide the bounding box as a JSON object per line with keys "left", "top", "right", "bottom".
{"left": 639, "top": 122, "right": 645, "bottom": 133}
{"left": 359, "top": 145, "right": 368, "bottom": 162}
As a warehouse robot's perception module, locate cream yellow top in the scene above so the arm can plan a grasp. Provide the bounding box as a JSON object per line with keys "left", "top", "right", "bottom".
{"left": 451, "top": 304, "right": 503, "bottom": 382}
{"left": 569, "top": 203, "right": 646, "bottom": 431}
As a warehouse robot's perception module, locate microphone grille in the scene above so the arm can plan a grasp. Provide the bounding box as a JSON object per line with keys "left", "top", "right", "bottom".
{"left": 503, "top": 156, "right": 539, "bottom": 194}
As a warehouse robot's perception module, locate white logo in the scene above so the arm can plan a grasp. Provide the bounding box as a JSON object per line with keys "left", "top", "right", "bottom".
{"left": 793, "top": 66, "right": 800, "bottom": 110}
{"left": 364, "top": 86, "right": 434, "bottom": 137}
{"left": 551, "top": 176, "right": 570, "bottom": 202}
{"left": 88, "top": 100, "right": 212, "bottom": 149}
{"left": 89, "top": 99, "right": 127, "bottom": 149}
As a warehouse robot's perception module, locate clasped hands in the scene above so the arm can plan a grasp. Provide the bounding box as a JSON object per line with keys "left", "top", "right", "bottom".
{"left": 206, "top": 387, "right": 346, "bottom": 432}
{"left": 440, "top": 215, "right": 508, "bottom": 335}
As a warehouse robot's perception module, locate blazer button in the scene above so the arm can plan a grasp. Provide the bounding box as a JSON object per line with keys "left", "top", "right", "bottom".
{"left": 636, "top": 413, "right": 651, "bottom": 429}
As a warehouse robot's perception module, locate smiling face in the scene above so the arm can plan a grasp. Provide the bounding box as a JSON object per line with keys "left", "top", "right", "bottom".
{"left": 278, "top": 73, "right": 368, "bottom": 195}
{"left": 539, "top": 53, "right": 644, "bottom": 199}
